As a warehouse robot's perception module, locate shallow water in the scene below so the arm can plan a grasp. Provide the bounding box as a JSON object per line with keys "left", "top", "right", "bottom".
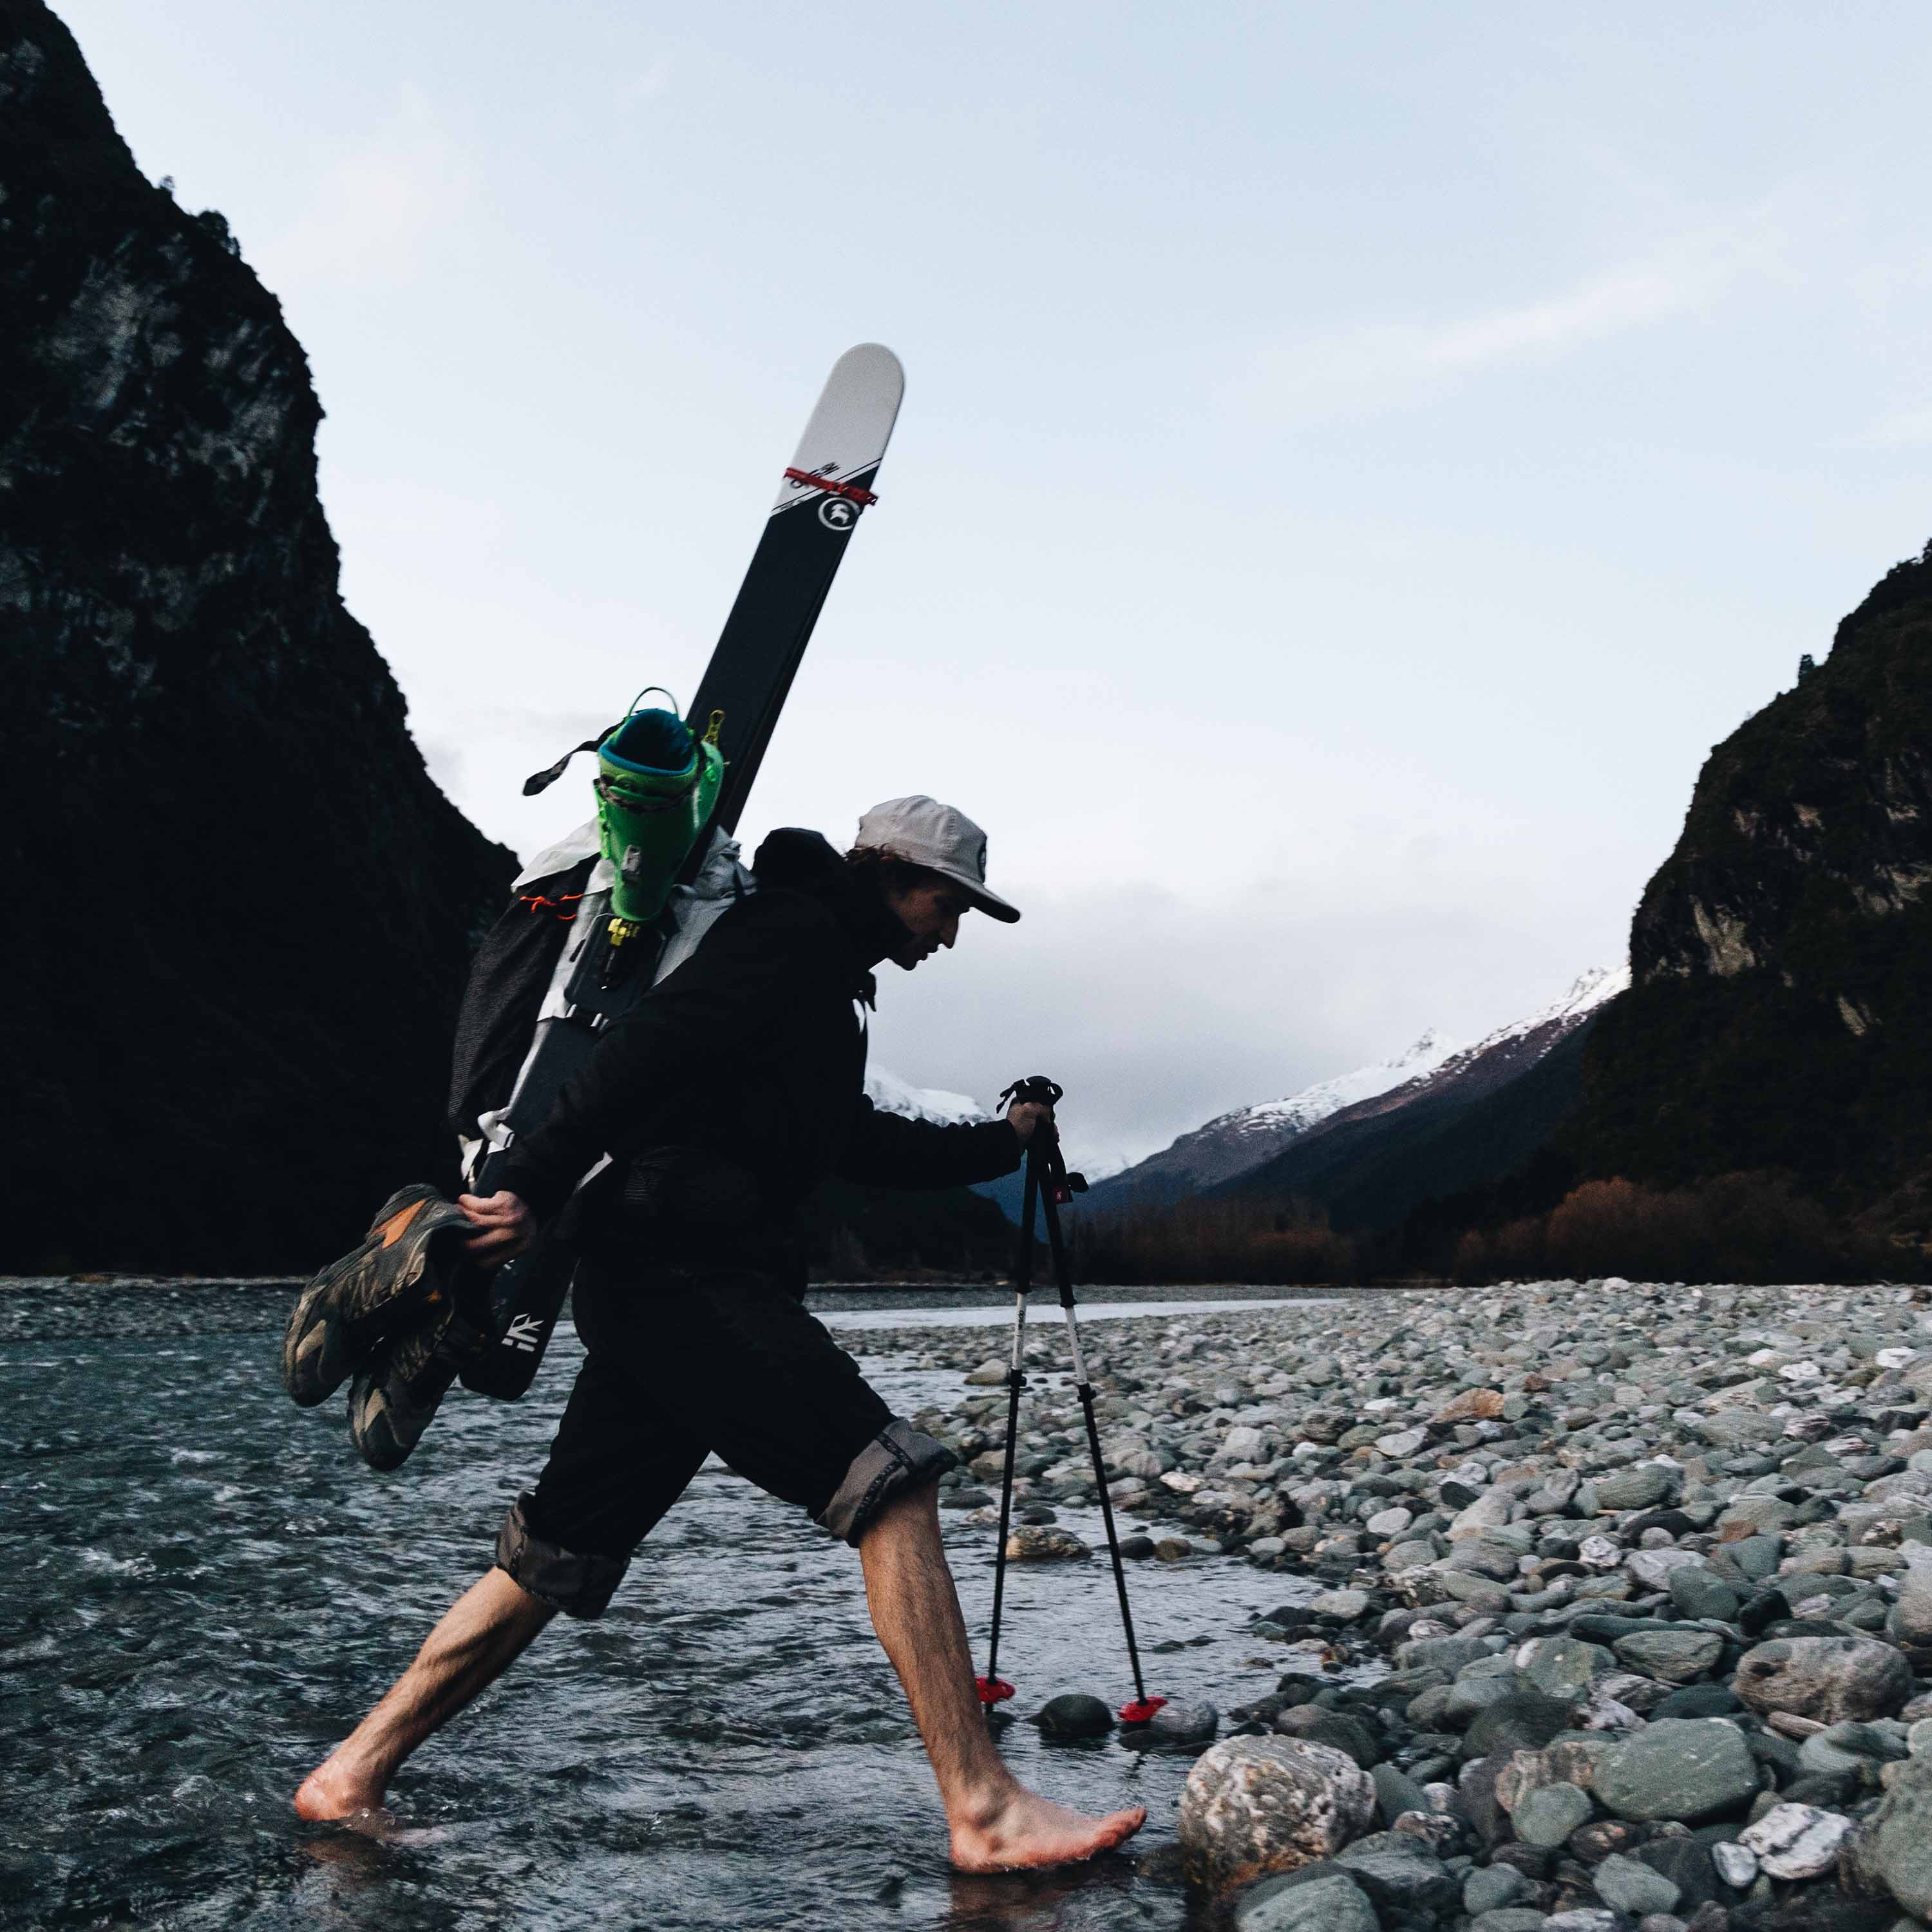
{"left": 3, "top": 1281, "right": 1342, "bottom": 1931}
{"left": 820, "top": 1296, "right": 1331, "bottom": 1332}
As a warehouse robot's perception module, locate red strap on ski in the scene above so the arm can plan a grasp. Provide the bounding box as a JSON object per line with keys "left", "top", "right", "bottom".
{"left": 976, "top": 1675, "right": 1016, "bottom": 1707}
{"left": 783, "top": 466, "right": 878, "bottom": 507}
{"left": 1119, "top": 1695, "right": 1166, "bottom": 1725}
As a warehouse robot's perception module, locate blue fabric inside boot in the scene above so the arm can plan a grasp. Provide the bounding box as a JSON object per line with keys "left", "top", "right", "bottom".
{"left": 602, "top": 708, "right": 696, "bottom": 779}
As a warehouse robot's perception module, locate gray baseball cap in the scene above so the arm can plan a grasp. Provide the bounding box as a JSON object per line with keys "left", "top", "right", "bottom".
{"left": 852, "top": 796, "right": 1021, "bottom": 923}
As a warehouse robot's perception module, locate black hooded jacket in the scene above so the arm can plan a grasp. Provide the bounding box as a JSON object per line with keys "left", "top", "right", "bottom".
{"left": 495, "top": 829, "right": 1022, "bottom": 1271}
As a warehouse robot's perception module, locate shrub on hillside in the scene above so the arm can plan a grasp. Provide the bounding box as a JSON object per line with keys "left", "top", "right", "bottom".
{"left": 1070, "top": 1201, "right": 1363, "bottom": 1285}
{"left": 1451, "top": 1170, "right": 1907, "bottom": 1284}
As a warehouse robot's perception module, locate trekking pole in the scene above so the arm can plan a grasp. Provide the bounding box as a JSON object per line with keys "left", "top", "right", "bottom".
{"left": 975, "top": 1152, "right": 1036, "bottom": 1713}
{"left": 1001, "top": 1077, "right": 1166, "bottom": 1727}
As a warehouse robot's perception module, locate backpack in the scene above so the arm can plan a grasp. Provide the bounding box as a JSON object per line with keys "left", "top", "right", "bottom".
{"left": 445, "top": 820, "right": 754, "bottom": 1189}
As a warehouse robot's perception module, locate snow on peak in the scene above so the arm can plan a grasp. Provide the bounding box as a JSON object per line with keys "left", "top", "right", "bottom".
{"left": 1454, "top": 963, "right": 1631, "bottom": 1062}
{"left": 865, "top": 1067, "right": 989, "bottom": 1127}
{"left": 1554, "top": 962, "right": 1631, "bottom": 1018}
{"left": 1224, "top": 1027, "right": 1463, "bottom": 1140}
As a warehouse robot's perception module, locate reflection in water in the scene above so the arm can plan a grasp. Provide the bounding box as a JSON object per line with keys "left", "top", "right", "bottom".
{"left": 1, "top": 1280, "right": 1343, "bottom": 1929}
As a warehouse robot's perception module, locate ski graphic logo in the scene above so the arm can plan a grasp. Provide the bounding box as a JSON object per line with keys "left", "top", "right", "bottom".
{"left": 818, "top": 497, "right": 857, "bottom": 531}
{"left": 502, "top": 1314, "right": 546, "bottom": 1352}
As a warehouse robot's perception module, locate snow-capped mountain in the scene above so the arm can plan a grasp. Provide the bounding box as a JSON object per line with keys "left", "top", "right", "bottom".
{"left": 1213, "top": 1028, "right": 1461, "bottom": 1147}
{"left": 1206, "top": 963, "right": 1633, "bottom": 1232}
{"left": 1084, "top": 965, "right": 1630, "bottom": 1217}
{"left": 1341, "top": 965, "right": 1630, "bottom": 1128}
{"left": 1079, "top": 1029, "right": 1462, "bottom": 1210}
{"left": 865, "top": 1067, "right": 990, "bottom": 1127}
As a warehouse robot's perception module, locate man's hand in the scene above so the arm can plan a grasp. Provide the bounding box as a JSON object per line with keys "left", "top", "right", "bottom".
{"left": 1007, "top": 1101, "right": 1055, "bottom": 1146}
{"left": 457, "top": 1190, "right": 534, "bottom": 1269}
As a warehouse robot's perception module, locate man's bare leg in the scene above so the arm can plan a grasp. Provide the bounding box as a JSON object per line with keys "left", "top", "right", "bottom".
{"left": 294, "top": 1568, "right": 555, "bottom": 1822}
{"left": 859, "top": 1486, "right": 1146, "bottom": 1871}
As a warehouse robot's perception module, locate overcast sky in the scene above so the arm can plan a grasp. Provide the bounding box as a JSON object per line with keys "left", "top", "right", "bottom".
{"left": 64, "top": 1, "right": 1932, "bottom": 1169}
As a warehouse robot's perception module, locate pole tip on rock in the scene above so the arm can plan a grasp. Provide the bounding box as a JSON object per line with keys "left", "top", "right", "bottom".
{"left": 977, "top": 1676, "right": 1016, "bottom": 1707}
{"left": 1120, "top": 1695, "right": 1167, "bottom": 1726}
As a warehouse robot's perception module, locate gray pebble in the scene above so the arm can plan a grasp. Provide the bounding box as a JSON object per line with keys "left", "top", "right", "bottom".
{"left": 1593, "top": 1850, "right": 1681, "bottom": 1916}
{"left": 1462, "top": 1862, "right": 1528, "bottom": 1913}
{"left": 1710, "top": 1839, "right": 1757, "bottom": 1888}
{"left": 1232, "top": 1870, "right": 1376, "bottom": 1932}
{"left": 1511, "top": 1779, "right": 1593, "bottom": 1846}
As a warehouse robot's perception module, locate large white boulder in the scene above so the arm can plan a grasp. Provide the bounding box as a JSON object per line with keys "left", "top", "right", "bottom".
{"left": 1179, "top": 1736, "right": 1376, "bottom": 1893}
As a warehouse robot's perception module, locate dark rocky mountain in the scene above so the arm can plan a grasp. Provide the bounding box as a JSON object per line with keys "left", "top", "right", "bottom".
{"left": 1557, "top": 540, "right": 1932, "bottom": 1252}
{"left": 1, "top": 1, "right": 514, "bottom": 1272}
{"left": 1084, "top": 541, "right": 1932, "bottom": 1281}
{"left": 1211, "top": 968, "right": 1625, "bottom": 1234}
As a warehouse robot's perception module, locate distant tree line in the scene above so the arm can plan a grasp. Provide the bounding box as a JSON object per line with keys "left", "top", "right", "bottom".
{"left": 1064, "top": 1168, "right": 1923, "bottom": 1289}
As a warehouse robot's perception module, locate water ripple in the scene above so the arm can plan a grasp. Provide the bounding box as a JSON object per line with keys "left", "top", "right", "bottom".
{"left": 1, "top": 1280, "right": 1340, "bottom": 1929}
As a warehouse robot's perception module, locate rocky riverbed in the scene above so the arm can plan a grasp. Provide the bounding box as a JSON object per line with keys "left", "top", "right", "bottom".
{"left": 847, "top": 1278, "right": 1932, "bottom": 1929}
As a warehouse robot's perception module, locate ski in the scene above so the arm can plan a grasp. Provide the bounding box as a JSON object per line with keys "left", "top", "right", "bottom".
{"left": 458, "top": 344, "right": 905, "bottom": 1401}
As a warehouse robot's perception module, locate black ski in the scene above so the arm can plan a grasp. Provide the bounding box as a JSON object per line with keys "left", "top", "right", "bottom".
{"left": 459, "top": 345, "right": 905, "bottom": 1400}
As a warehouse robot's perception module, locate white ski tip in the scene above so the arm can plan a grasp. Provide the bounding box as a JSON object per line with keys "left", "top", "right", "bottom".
{"left": 773, "top": 344, "right": 905, "bottom": 515}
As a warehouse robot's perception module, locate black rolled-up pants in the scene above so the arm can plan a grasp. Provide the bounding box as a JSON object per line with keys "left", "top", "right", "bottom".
{"left": 494, "top": 1259, "right": 955, "bottom": 1618}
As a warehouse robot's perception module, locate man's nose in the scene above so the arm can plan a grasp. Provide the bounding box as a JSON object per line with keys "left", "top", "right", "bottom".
{"left": 942, "top": 918, "right": 958, "bottom": 948}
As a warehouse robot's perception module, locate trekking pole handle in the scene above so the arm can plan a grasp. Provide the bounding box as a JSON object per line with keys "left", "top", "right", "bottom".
{"left": 999, "top": 1074, "right": 1063, "bottom": 1114}
{"left": 999, "top": 1076, "right": 1086, "bottom": 1201}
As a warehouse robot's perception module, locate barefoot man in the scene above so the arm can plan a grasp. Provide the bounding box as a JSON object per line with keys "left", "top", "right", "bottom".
{"left": 295, "top": 799, "right": 1147, "bottom": 1871}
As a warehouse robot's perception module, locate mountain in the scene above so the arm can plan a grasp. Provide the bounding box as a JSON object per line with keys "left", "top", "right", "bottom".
{"left": 804, "top": 1071, "right": 1012, "bottom": 1279}
{"left": 1557, "top": 542, "right": 1932, "bottom": 1251}
{"left": 1212, "top": 967, "right": 1629, "bottom": 1234}
{"left": 1080, "top": 1030, "right": 1461, "bottom": 1213}
{"left": 865, "top": 1067, "right": 989, "bottom": 1127}
{"left": 0, "top": 3, "right": 513, "bottom": 1273}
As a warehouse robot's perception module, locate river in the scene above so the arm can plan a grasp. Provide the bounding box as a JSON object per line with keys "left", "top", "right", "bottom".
{"left": 2, "top": 1279, "right": 1343, "bottom": 1931}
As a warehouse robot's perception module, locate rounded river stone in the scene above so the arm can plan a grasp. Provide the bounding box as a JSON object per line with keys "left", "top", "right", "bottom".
{"left": 1035, "top": 1692, "right": 1113, "bottom": 1739}
{"left": 1233, "top": 1868, "right": 1378, "bottom": 1932}
{"left": 1593, "top": 1718, "right": 1759, "bottom": 1823}
{"left": 1511, "top": 1781, "right": 1593, "bottom": 1846}
{"left": 1179, "top": 1736, "right": 1377, "bottom": 1893}
{"left": 1734, "top": 1635, "right": 1913, "bottom": 1723}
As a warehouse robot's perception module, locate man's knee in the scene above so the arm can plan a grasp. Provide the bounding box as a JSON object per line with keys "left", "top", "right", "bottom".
{"left": 817, "top": 1419, "right": 956, "bottom": 1549}
{"left": 493, "top": 1493, "right": 630, "bottom": 1619}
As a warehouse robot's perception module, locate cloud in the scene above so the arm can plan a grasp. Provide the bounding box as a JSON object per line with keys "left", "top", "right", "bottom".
{"left": 1237, "top": 217, "right": 1785, "bottom": 423}
{"left": 866, "top": 858, "right": 1625, "bottom": 1175}
{"left": 257, "top": 88, "right": 474, "bottom": 290}
{"left": 1847, "top": 402, "right": 1932, "bottom": 449}
{"left": 620, "top": 60, "right": 670, "bottom": 103}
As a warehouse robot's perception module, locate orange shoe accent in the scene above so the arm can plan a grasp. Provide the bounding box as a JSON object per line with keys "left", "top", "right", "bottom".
{"left": 377, "top": 1200, "right": 427, "bottom": 1248}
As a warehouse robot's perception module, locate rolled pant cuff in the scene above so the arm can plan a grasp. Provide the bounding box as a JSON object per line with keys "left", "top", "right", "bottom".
{"left": 494, "top": 1492, "right": 629, "bottom": 1618}
{"left": 818, "top": 1417, "right": 958, "bottom": 1548}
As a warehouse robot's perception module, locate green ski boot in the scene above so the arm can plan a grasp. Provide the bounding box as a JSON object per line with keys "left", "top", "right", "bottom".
{"left": 592, "top": 693, "right": 723, "bottom": 946}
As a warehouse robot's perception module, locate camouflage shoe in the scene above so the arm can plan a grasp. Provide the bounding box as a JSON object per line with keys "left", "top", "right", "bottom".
{"left": 346, "top": 1298, "right": 482, "bottom": 1473}
{"left": 281, "top": 1184, "right": 474, "bottom": 1408}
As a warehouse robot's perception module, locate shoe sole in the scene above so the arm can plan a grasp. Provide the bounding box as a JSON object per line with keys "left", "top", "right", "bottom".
{"left": 348, "top": 1318, "right": 471, "bottom": 1473}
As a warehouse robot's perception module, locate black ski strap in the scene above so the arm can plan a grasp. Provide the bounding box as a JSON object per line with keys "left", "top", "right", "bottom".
{"left": 523, "top": 724, "right": 620, "bottom": 797}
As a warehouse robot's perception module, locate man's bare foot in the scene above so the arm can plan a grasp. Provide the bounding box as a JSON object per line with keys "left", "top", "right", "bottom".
{"left": 949, "top": 1785, "right": 1147, "bottom": 1872}
{"left": 294, "top": 1754, "right": 393, "bottom": 1831}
